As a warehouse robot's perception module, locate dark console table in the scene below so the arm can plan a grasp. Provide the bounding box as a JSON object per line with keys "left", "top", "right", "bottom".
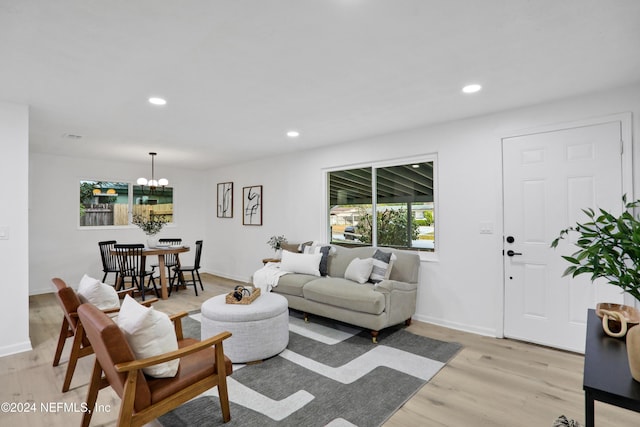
{"left": 583, "top": 309, "right": 640, "bottom": 426}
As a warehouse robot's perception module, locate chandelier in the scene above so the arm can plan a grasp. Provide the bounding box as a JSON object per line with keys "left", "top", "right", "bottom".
{"left": 137, "top": 152, "right": 168, "bottom": 192}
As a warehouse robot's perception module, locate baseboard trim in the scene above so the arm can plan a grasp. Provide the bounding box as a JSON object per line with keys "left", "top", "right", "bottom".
{"left": 413, "top": 313, "right": 498, "bottom": 338}
{"left": 0, "top": 340, "right": 32, "bottom": 358}
{"left": 201, "top": 269, "right": 251, "bottom": 284}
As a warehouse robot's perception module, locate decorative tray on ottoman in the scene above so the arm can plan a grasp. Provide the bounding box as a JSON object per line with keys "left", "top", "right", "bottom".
{"left": 225, "top": 287, "right": 261, "bottom": 305}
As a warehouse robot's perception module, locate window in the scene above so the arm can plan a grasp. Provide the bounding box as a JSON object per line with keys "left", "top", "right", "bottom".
{"left": 328, "top": 158, "right": 435, "bottom": 251}
{"left": 79, "top": 180, "right": 173, "bottom": 227}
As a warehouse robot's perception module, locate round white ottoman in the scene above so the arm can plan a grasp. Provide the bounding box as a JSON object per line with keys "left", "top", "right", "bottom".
{"left": 200, "top": 292, "right": 289, "bottom": 363}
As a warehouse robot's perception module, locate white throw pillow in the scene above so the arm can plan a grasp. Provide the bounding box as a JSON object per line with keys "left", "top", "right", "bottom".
{"left": 116, "top": 295, "right": 179, "bottom": 378}
{"left": 344, "top": 257, "right": 374, "bottom": 284}
{"left": 77, "top": 274, "right": 120, "bottom": 310}
{"left": 279, "top": 250, "right": 323, "bottom": 276}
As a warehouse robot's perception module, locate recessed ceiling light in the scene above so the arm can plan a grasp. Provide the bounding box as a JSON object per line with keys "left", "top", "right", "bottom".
{"left": 286, "top": 130, "right": 300, "bottom": 138}
{"left": 462, "top": 84, "right": 482, "bottom": 94}
{"left": 148, "top": 97, "right": 167, "bottom": 105}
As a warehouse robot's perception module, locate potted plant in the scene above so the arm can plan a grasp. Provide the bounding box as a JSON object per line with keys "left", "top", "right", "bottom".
{"left": 267, "top": 235, "right": 287, "bottom": 257}
{"left": 551, "top": 195, "right": 640, "bottom": 381}
{"left": 132, "top": 214, "right": 169, "bottom": 248}
{"left": 551, "top": 196, "right": 640, "bottom": 302}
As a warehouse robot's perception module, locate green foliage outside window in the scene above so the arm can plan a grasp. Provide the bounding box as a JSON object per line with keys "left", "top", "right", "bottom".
{"left": 356, "top": 208, "right": 419, "bottom": 246}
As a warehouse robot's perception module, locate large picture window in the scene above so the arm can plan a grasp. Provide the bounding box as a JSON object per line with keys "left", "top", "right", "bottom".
{"left": 79, "top": 180, "right": 174, "bottom": 227}
{"left": 328, "top": 158, "right": 435, "bottom": 251}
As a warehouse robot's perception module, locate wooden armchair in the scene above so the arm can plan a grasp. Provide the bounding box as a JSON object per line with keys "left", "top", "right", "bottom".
{"left": 51, "top": 278, "right": 156, "bottom": 392}
{"left": 77, "top": 303, "right": 232, "bottom": 427}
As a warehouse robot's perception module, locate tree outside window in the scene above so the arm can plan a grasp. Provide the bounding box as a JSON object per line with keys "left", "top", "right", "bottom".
{"left": 328, "top": 159, "right": 435, "bottom": 251}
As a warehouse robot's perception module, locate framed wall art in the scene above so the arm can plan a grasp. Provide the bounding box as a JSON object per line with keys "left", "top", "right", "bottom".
{"left": 242, "top": 185, "right": 262, "bottom": 225}
{"left": 217, "top": 182, "right": 233, "bottom": 218}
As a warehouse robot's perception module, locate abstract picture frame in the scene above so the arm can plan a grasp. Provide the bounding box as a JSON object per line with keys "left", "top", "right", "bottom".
{"left": 242, "top": 185, "right": 262, "bottom": 225}
{"left": 217, "top": 182, "right": 233, "bottom": 218}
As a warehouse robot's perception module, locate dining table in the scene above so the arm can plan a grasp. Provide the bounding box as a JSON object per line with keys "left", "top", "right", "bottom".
{"left": 113, "top": 245, "right": 190, "bottom": 300}
{"left": 143, "top": 246, "right": 190, "bottom": 299}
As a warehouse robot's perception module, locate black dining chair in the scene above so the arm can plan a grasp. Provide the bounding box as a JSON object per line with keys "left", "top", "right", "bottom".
{"left": 98, "top": 240, "right": 119, "bottom": 285}
{"left": 113, "top": 244, "right": 159, "bottom": 301}
{"left": 151, "top": 238, "right": 182, "bottom": 287}
{"left": 170, "top": 240, "right": 203, "bottom": 296}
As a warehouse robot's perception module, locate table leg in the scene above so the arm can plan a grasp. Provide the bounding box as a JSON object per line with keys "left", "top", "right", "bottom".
{"left": 585, "top": 390, "right": 594, "bottom": 427}
{"left": 158, "top": 254, "right": 168, "bottom": 300}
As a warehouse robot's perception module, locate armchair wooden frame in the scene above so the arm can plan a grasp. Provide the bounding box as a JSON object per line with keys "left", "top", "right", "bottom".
{"left": 78, "top": 305, "right": 232, "bottom": 427}
{"left": 51, "top": 278, "right": 157, "bottom": 393}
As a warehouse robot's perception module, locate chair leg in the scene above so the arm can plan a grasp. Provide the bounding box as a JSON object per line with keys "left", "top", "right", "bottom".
{"left": 53, "top": 318, "right": 71, "bottom": 367}
{"left": 82, "top": 360, "right": 103, "bottom": 427}
{"left": 62, "top": 324, "right": 94, "bottom": 393}
{"left": 216, "top": 345, "right": 231, "bottom": 422}
{"left": 149, "top": 275, "right": 160, "bottom": 298}
{"left": 196, "top": 269, "right": 204, "bottom": 291}
{"left": 62, "top": 326, "right": 84, "bottom": 392}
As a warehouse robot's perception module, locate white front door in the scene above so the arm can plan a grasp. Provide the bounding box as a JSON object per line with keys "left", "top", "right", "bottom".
{"left": 502, "top": 119, "right": 628, "bottom": 353}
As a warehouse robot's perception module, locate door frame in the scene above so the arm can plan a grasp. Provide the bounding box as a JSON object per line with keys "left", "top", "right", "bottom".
{"left": 498, "top": 112, "right": 633, "bottom": 339}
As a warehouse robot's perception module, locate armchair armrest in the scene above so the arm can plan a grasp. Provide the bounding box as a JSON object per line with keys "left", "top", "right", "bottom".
{"left": 114, "top": 331, "right": 232, "bottom": 373}
{"left": 69, "top": 298, "right": 158, "bottom": 318}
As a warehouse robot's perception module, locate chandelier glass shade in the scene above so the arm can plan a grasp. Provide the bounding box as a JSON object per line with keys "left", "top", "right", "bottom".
{"left": 137, "top": 152, "right": 168, "bottom": 190}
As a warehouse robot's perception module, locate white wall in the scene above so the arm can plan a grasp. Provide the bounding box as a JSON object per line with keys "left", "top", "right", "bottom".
{"left": 28, "top": 153, "right": 208, "bottom": 295}
{"left": 0, "top": 101, "right": 31, "bottom": 356}
{"left": 205, "top": 83, "right": 640, "bottom": 337}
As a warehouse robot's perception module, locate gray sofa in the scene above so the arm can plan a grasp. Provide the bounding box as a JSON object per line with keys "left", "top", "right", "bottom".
{"left": 271, "top": 243, "right": 420, "bottom": 342}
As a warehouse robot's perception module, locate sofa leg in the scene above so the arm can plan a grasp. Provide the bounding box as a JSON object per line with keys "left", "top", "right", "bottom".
{"left": 371, "top": 330, "right": 379, "bottom": 344}
{"left": 405, "top": 318, "right": 412, "bottom": 326}
{"left": 303, "top": 313, "right": 309, "bottom": 323}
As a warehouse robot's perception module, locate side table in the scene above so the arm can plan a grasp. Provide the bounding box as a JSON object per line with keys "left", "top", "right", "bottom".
{"left": 583, "top": 309, "right": 640, "bottom": 426}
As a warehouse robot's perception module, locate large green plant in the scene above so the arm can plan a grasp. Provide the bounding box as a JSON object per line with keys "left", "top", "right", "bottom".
{"left": 551, "top": 196, "right": 640, "bottom": 301}
{"left": 356, "top": 208, "right": 419, "bottom": 246}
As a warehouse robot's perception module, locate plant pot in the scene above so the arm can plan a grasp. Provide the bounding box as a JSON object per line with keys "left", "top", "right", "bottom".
{"left": 147, "top": 235, "right": 159, "bottom": 248}
{"left": 627, "top": 325, "right": 640, "bottom": 382}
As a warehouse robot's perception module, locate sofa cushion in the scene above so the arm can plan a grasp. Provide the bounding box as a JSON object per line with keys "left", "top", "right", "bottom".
{"left": 273, "top": 273, "right": 318, "bottom": 297}
{"left": 301, "top": 243, "right": 332, "bottom": 276}
{"left": 280, "top": 250, "right": 322, "bottom": 276}
{"left": 344, "top": 257, "right": 374, "bottom": 284}
{"left": 369, "top": 250, "right": 397, "bottom": 283}
{"left": 327, "top": 246, "right": 376, "bottom": 278}
{"left": 302, "top": 279, "right": 385, "bottom": 315}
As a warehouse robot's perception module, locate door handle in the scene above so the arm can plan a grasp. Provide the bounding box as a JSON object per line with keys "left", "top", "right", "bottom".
{"left": 506, "top": 250, "right": 522, "bottom": 257}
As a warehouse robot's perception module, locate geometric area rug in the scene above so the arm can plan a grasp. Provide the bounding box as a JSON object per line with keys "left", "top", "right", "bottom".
{"left": 159, "top": 310, "right": 462, "bottom": 427}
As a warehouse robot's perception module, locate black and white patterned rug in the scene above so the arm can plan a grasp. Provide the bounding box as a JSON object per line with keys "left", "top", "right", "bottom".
{"left": 159, "top": 311, "right": 461, "bottom": 427}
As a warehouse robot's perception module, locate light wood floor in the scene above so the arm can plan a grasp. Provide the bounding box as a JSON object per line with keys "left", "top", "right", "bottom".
{"left": 1, "top": 273, "right": 637, "bottom": 426}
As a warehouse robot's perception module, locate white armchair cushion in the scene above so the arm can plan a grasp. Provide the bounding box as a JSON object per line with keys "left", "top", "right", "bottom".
{"left": 77, "top": 274, "right": 120, "bottom": 310}
{"left": 116, "top": 295, "right": 179, "bottom": 378}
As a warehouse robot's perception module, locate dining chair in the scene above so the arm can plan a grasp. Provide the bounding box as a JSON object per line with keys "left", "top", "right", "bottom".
{"left": 170, "top": 240, "right": 203, "bottom": 296}
{"left": 78, "top": 302, "right": 232, "bottom": 427}
{"left": 98, "top": 240, "right": 119, "bottom": 285}
{"left": 114, "top": 244, "right": 159, "bottom": 301}
{"left": 51, "top": 277, "right": 156, "bottom": 392}
{"left": 151, "top": 238, "right": 182, "bottom": 286}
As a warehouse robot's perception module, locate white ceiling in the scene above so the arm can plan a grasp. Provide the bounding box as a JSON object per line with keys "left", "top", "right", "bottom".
{"left": 1, "top": 0, "right": 640, "bottom": 169}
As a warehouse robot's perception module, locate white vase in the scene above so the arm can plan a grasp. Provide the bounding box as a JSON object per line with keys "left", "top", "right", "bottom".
{"left": 147, "top": 235, "right": 159, "bottom": 248}
{"left": 275, "top": 248, "right": 282, "bottom": 259}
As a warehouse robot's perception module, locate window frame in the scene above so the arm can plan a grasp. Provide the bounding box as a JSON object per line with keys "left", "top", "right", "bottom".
{"left": 324, "top": 154, "right": 438, "bottom": 261}
{"left": 78, "top": 178, "right": 175, "bottom": 230}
